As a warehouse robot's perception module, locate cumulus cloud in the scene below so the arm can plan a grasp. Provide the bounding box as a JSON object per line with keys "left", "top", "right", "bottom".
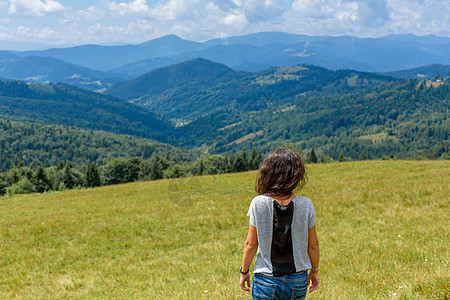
{"left": 108, "top": 0, "right": 150, "bottom": 16}
{"left": 0, "top": 0, "right": 448, "bottom": 45}
{"left": 386, "top": 0, "right": 450, "bottom": 36}
{"left": 0, "top": 25, "right": 9, "bottom": 39}
{"left": 8, "top": 0, "right": 64, "bottom": 17}
{"left": 283, "top": 0, "right": 450, "bottom": 37}
{"left": 144, "top": 0, "right": 249, "bottom": 39}
{"left": 356, "top": 0, "right": 390, "bottom": 27}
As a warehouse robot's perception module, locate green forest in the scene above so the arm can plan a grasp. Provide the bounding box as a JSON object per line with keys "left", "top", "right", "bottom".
{"left": 106, "top": 59, "right": 392, "bottom": 122}
{"left": 0, "top": 147, "right": 264, "bottom": 196}
{"left": 0, "top": 119, "right": 196, "bottom": 171}
{"left": 0, "top": 80, "right": 170, "bottom": 141}
{"left": 174, "top": 77, "right": 449, "bottom": 159}
{"left": 0, "top": 61, "right": 448, "bottom": 197}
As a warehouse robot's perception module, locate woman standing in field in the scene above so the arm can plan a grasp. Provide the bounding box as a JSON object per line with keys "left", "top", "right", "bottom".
{"left": 239, "top": 148, "right": 319, "bottom": 300}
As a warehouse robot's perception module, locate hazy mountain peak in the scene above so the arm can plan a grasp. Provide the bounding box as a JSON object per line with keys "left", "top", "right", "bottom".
{"left": 0, "top": 51, "right": 19, "bottom": 60}
{"left": 138, "top": 34, "right": 185, "bottom": 46}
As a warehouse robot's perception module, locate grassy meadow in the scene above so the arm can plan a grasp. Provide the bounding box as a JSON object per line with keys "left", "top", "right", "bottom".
{"left": 0, "top": 160, "right": 448, "bottom": 299}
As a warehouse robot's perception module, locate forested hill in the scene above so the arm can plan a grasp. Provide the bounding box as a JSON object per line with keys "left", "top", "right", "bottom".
{"left": 174, "top": 77, "right": 449, "bottom": 159}
{"left": 105, "top": 58, "right": 248, "bottom": 122}
{"left": 108, "top": 59, "right": 448, "bottom": 160}
{"left": 106, "top": 59, "right": 393, "bottom": 123}
{"left": 0, "top": 79, "right": 171, "bottom": 142}
{"left": 0, "top": 62, "right": 448, "bottom": 163}
{"left": 0, "top": 119, "right": 197, "bottom": 171}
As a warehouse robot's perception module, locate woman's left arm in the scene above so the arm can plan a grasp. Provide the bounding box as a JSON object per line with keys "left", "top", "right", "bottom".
{"left": 239, "top": 224, "right": 258, "bottom": 292}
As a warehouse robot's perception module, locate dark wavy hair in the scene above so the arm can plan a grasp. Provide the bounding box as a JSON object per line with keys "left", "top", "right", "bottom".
{"left": 255, "top": 148, "right": 307, "bottom": 196}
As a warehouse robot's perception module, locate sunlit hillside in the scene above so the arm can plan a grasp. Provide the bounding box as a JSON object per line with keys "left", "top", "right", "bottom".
{"left": 0, "top": 161, "right": 448, "bottom": 299}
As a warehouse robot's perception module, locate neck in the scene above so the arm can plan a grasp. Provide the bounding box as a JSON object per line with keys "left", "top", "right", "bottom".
{"left": 271, "top": 193, "right": 293, "bottom": 204}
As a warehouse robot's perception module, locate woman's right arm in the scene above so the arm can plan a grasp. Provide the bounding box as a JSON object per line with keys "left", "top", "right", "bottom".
{"left": 307, "top": 225, "right": 320, "bottom": 292}
{"left": 240, "top": 224, "right": 258, "bottom": 292}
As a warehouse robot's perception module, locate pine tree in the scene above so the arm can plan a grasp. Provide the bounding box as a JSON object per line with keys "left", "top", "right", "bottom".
{"left": 149, "top": 154, "right": 164, "bottom": 180}
{"left": 32, "top": 166, "right": 51, "bottom": 193}
{"left": 0, "top": 173, "right": 7, "bottom": 196}
{"left": 249, "top": 147, "right": 263, "bottom": 170}
{"left": 10, "top": 167, "right": 20, "bottom": 185}
{"left": 62, "top": 161, "right": 75, "bottom": 189}
{"left": 228, "top": 154, "right": 236, "bottom": 173}
{"left": 85, "top": 163, "right": 101, "bottom": 188}
{"left": 234, "top": 149, "right": 249, "bottom": 172}
{"left": 198, "top": 159, "right": 205, "bottom": 175}
{"left": 359, "top": 150, "right": 368, "bottom": 161}
{"left": 57, "top": 161, "right": 65, "bottom": 170}
{"left": 338, "top": 150, "right": 345, "bottom": 162}
{"left": 306, "top": 148, "right": 318, "bottom": 164}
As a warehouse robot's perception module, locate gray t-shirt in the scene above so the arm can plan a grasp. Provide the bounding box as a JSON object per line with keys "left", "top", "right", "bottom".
{"left": 247, "top": 195, "right": 316, "bottom": 274}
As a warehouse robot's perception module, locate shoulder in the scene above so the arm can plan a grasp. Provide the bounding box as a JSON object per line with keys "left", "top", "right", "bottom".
{"left": 293, "top": 196, "right": 315, "bottom": 209}
{"left": 249, "top": 195, "right": 273, "bottom": 211}
{"left": 251, "top": 195, "right": 272, "bottom": 204}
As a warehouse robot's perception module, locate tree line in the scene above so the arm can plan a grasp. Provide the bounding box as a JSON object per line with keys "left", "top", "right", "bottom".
{"left": 0, "top": 119, "right": 195, "bottom": 172}
{"left": 2, "top": 144, "right": 446, "bottom": 197}
{"left": 0, "top": 148, "right": 263, "bottom": 196}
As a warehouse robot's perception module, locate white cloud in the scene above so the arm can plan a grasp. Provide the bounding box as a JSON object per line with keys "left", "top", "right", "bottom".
{"left": 0, "top": 0, "right": 448, "bottom": 46}
{"left": 283, "top": 0, "right": 362, "bottom": 35}
{"left": 386, "top": 0, "right": 450, "bottom": 36}
{"left": 0, "top": 1, "right": 8, "bottom": 10}
{"left": 108, "top": 0, "right": 150, "bottom": 16}
{"left": 143, "top": 0, "right": 249, "bottom": 39}
{"left": 283, "top": 0, "right": 450, "bottom": 37}
{"left": 241, "top": 0, "right": 287, "bottom": 23}
{"left": 0, "top": 25, "right": 9, "bottom": 39}
{"left": 8, "top": 0, "right": 64, "bottom": 17}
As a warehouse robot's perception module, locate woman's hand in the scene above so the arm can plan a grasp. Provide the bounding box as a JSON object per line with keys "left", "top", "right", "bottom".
{"left": 239, "top": 273, "right": 251, "bottom": 291}
{"left": 308, "top": 270, "right": 319, "bottom": 292}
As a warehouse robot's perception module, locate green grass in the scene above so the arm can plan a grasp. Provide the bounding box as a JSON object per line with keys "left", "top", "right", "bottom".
{"left": 358, "top": 132, "right": 397, "bottom": 143}
{"left": 1, "top": 161, "right": 448, "bottom": 299}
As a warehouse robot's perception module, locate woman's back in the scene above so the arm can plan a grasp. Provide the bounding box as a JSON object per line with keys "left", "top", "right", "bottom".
{"left": 239, "top": 148, "right": 319, "bottom": 300}
{"left": 247, "top": 195, "right": 316, "bottom": 275}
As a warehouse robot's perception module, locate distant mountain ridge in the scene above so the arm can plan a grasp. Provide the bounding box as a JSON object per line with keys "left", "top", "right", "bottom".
{"left": 0, "top": 32, "right": 448, "bottom": 86}
{"left": 0, "top": 52, "right": 125, "bottom": 90}
{"left": 382, "top": 64, "right": 450, "bottom": 79}
{"left": 105, "top": 32, "right": 450, "bottom": 76}
{"left": 16, "top": 35, "right": 205, "bottom": 71}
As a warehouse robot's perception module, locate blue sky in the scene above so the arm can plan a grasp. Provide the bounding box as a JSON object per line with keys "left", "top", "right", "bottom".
{"left": 0, "top": 0, "right": 449, "bottom": 47}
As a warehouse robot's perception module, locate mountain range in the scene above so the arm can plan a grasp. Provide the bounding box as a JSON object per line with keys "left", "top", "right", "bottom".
{"left": 0, "top": 79, "right": 170, "bottom": 141}
{"left": 0, "top": 52, "right": 125, "bottom": 90}
{"left": 0, "top": 32, "right": 449, "bottom": 90}
{"left": 1, "top": 58, "right": 447, "bottom": 163}
{"left": 105, "top": 58, "right": 392, "bottom": 123}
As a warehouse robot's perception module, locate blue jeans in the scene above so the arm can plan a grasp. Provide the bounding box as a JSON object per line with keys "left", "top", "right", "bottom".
{"left": 252, "top": 271, "right": 308, "bottom": 300}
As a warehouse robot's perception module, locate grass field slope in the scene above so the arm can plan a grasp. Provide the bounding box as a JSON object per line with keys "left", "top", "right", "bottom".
{"left": 0, "top": 161, "right": 448, "bottom": 299}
